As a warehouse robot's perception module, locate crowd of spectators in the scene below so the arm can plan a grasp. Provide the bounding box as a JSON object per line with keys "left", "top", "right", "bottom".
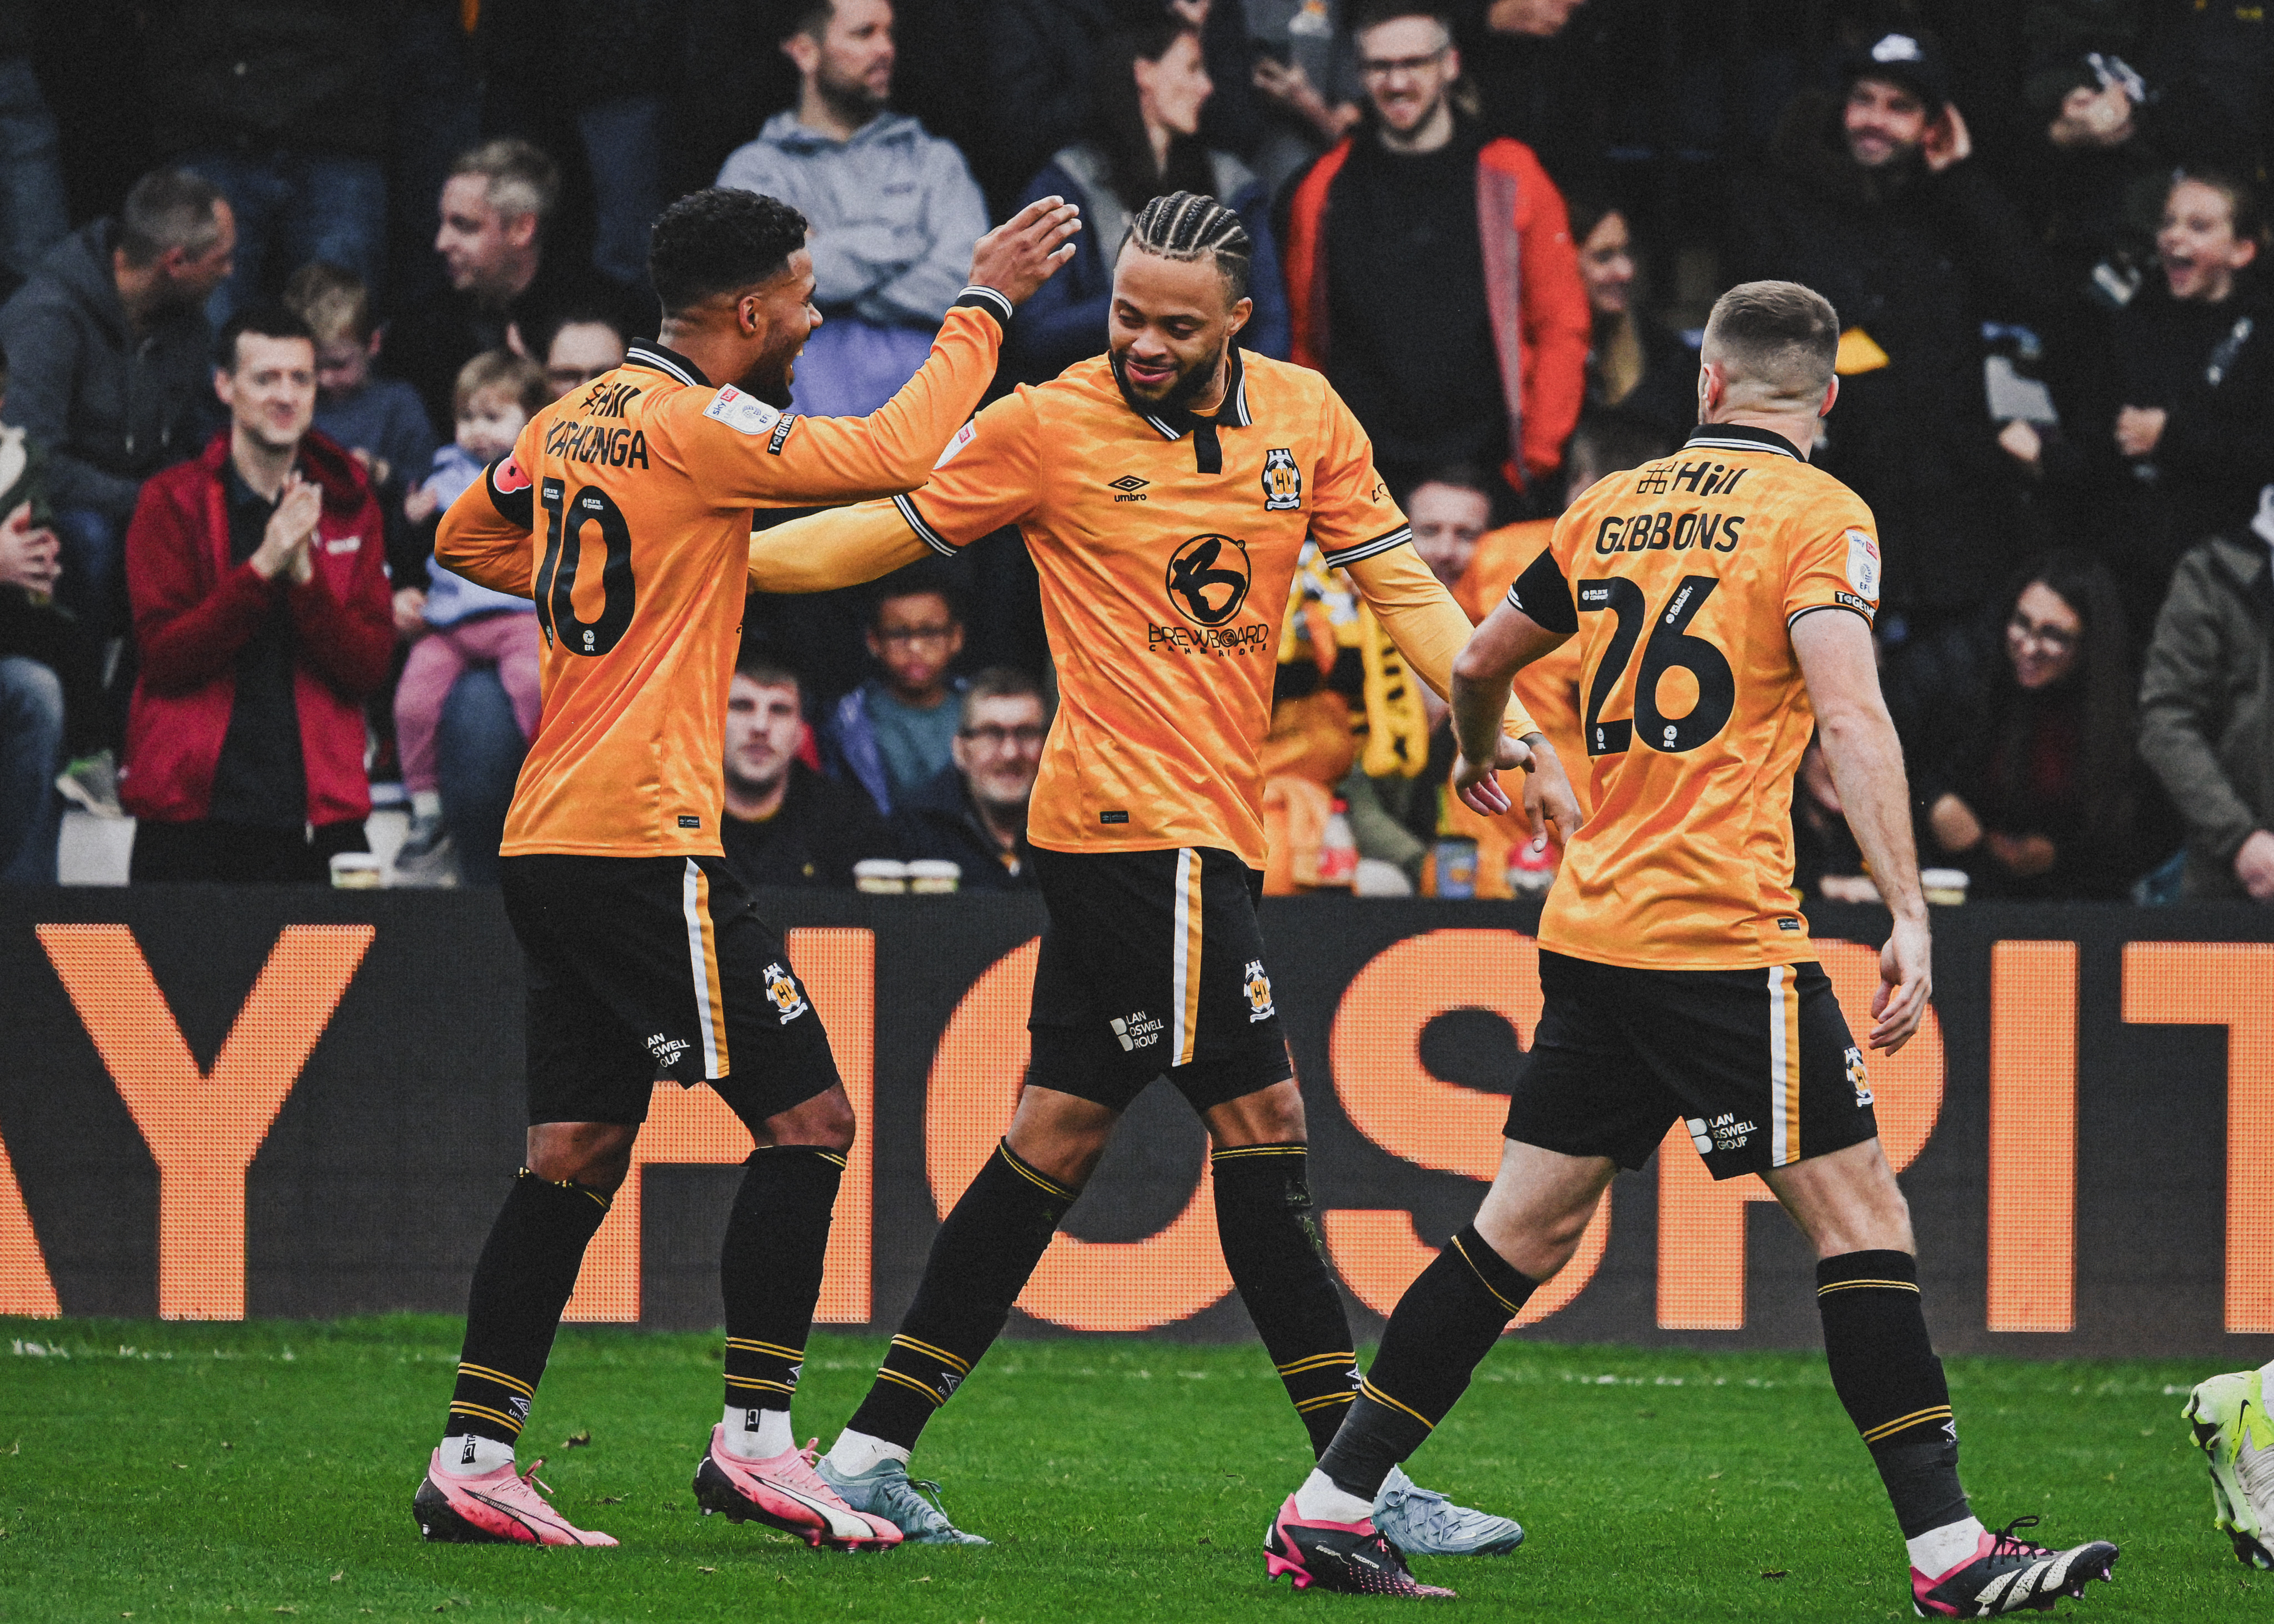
{"left": 0, "top": 0, "right": 2267, "bottom": 907}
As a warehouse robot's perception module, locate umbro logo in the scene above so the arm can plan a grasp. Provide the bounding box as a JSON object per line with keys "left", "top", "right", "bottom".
{"left": 1108, "top": 474, "right": 1149, "bottom": 503}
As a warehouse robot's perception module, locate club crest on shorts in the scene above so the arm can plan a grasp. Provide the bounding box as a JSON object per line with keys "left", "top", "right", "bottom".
{"left": 1845, "top": 1044, "right": 1874, "bottom": 1107}
{"left": 763, "top": 962, "right": 809, "bottom": 1024}
{"left": 1261, "top": 447, "right": 1302, "bottom": 511}
{"left": 1243, "top": 959, "right": 1276, "bottom": 1022}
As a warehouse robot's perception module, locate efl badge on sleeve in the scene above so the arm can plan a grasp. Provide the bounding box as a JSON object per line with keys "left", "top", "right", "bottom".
{"left": 1261, "top": 447, "right": 1302, "bottom": 511}
{"left": 1844, "top": 527, "right": 1881, "bottom": 599}
{"left": 703, "top": 384, "right": 782, "bottom": 437}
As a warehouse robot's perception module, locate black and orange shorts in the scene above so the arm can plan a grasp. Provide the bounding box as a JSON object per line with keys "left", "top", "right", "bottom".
{"left": 1026, "top": 846, "right": 1294, "bottom": 1115}
{"left": 500, "top": 853, "right": 841, "bottom": 1129}
{"left": 1503, "top": 949, "right": 1878, "bottom": 1179}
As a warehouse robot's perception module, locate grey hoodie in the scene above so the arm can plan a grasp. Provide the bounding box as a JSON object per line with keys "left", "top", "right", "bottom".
{"left": 715, "top": 110, "right": 988, "bottom": 329}
{"left": 0, "top": 220, "right": 214, "bottom": 521}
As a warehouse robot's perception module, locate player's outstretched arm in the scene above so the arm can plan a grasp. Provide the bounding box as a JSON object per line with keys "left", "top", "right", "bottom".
{"left": 748, "top": 499, "right": 928, "bottom": 595}
{"left": 434, "top": 455, "right": 535, "bottom": 598}
{"left": 1791, "top": 608, "right": 1931, "bottom": 1053}
{"left": 724, "top": 199, "right": 1079, "bottom": 509}
{"left": 1449, "top": 598, "right": 1580, "bottom": 842}
{"left": 1348, "top": 545, "right": 1580, "bottom": 844}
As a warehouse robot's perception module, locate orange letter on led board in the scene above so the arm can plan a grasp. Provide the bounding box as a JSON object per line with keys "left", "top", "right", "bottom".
{"left": 2124, "top": 942, "right": 2274, "bottom": 1333}
{"left": 925, "top": 938, "right": 1232, "bottom": 1333}
{"left": 38, "top": 923, "right": 373, "bottom": 1320}
{"left": 1320, "top": 930, "right": 1609, "bottom": 1328}
{"left": 1656, "top": 939, "right": 1943, "bottom": 1329}
{"left": 1987, "top": 941, "right": 2075, "bottom": 1331}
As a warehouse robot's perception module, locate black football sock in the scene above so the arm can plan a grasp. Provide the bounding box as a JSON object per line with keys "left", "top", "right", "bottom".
{"left": 1211, "top": 1143, "right": 1359, "bottom": 1456}
{"left": 1816, "top": 1249, "right": 1971, "bottom": 1538}
{"left": 1318, "top": 1226, "right": 1538, "bottom": 1502}
{"left": 842, "top": 1140, "right": 1073, "bottom": 1451}
{"left": 721, "top": 1145, "right": 847, "bottom": 1427}
{"left": 444, "top": 1168, "right": 611, "bottom": 1450}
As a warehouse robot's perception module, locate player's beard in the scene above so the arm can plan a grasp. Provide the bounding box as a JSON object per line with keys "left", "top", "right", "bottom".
{"left": 1109, "top": 339, "right": 1226, "bottom": 424}
{"left": 741, "top": 345, "right": 800, "bottom": 410}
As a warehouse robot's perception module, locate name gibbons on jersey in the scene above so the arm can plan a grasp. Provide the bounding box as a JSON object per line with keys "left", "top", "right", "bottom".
{"left": 543, "top": 417, "right": 650, "bottom": 470}
{"left": 1592, "top": 509, "right": 1748, "bottom": 555}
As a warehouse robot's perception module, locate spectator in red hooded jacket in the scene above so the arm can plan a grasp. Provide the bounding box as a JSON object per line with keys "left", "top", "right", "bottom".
{"left": 1280, "top": 1, "right": 1588, "bottom": 508}
{"left": 121, "top": 301, "right": 393, "bottom": 883}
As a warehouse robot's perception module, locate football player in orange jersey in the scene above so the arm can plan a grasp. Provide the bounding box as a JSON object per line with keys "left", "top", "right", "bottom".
{"left": 1264, "top": 282, "right": 2120, "bottom": 1613}
{"left": 409, "top": 185, "right": 1078, "bottom": 1552}
{"left": 741, "top": 192, "right": 1580, "bottom": 1555}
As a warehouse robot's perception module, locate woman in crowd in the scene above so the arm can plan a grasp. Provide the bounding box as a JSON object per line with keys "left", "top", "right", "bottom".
{"left": 1919, "top": 552, "right": 2174, "bottom": 900}
{"left": 2023, "top": 171, "right": 2274, "bottom": 606}
{"left": 1003, "top": 15, "right": 1288, "bottom": 387}
{"left": 1566, "top": 198, "right": 1696, "bottom": 444}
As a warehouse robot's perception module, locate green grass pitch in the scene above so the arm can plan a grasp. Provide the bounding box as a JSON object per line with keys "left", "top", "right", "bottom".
{"left": 0, "top": 1315, "right": 2259, "bottom": 1621}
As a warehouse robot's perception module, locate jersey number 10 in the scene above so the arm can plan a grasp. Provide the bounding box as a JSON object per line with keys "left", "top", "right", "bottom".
{"left": 536, "top": 480, "right": 639, "bottom": 657}
{"left": 1579, "top": 574, "right": 1736, "bottom": 756}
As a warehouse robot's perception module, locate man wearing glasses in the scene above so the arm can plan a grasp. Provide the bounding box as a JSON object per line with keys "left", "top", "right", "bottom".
{"left": 892, "top": 665, "right": 1047, "bottom": 888}
{"left": 1279, "top": 1, "right": 1589, "bottom": 510}
{"left": 822, "top": 571, "right": 967, "bottom": 815}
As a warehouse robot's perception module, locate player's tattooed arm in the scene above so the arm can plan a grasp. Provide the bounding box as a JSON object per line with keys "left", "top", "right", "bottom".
{"left": 748, "top": 499, "right": 930, "bottom": 595}
{"left": 1791, "top": 607, "right": 1931, "bottom": 1053}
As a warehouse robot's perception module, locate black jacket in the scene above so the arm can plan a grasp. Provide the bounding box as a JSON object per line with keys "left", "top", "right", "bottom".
{"left": 2049, "top": 276, "right": 2274, "bottom": 597}
{"left": 0, "top": 222, "right": 214, "bottom": 521}
{"left": 1729, "top": 93, "right": 2046, "bottom": 614}
{"left": 890, "top": 765, "right": 1038, "bottom": 891}
{"left": 143, "top": 1, "right": 401, "bottom": 162}
{"left": 718, "top": 761, "right": 895, "bottom": 890}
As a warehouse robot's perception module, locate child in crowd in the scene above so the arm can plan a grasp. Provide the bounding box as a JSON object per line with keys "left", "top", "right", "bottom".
{"left": 391, "top": 352, "right": 549, "bottom": 869}
{"left": 283, "top": 262, "right": 436, "bottom": 581}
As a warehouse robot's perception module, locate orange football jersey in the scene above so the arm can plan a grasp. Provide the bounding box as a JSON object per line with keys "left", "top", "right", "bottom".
{"left": 1507, "top": 423, "right": 1881, "bottom": 969}
{"left": 435, "top": 298, "right": 1009, "bottom": 858}
{"left": 892, "top": 346, "right": 1422, "bottom": 867}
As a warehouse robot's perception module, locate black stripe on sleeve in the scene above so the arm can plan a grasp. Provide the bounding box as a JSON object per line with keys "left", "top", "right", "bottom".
{"left": 1320, "top": 525, "right": 1414, "bottom": 569}
{"left": 893, "top": 492, "right": 960, "bottom": 557}
{"left": 952, "top": 285, "right": 1014, "bottom": 331}
{"left": 1507, "top": 547, "right": 1577, "bottom": 633}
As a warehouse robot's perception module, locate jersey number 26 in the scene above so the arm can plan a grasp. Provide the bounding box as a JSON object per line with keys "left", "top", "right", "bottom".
{"left": 1578, "top": 574, "right": 1736, "bottom": 756}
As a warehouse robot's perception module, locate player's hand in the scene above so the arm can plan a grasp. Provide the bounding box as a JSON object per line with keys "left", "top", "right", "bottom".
{"left": 1519, "top": 737, "right": 1584, "bottom": 851}
{"left": 1452, "top": 732, "right": 1535, "bottom": 818}
{"left": 1869, "top": 914, "right": 1932, "bottom": 1054}
{"left": 968, "top": 197, "right": 1082, "bottom": 308}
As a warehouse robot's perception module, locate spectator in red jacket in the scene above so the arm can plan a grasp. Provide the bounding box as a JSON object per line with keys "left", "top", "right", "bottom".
{"left": 122, "top": 301, "right": 393, "bottom": 883}
{"left": 1280, "top": 1, "right": 1588, "bottom": 507}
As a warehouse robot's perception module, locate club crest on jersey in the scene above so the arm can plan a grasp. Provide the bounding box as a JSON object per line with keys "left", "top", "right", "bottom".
{"left": 763, "top": 962, "right": 809, "bottom": 1023}
{"left": 703, "top": 384, "right": 782, "bottom": 437}
{"left": 1261, "top": 446, "right": 1302, "bottom": 510}
{"left": 1166, "top": 532, "right": 1252, "bottom": 626}
{"left": 1845, "top": 528, "right": 1881, "bottom": 598}
{"left": 1243, "top": 959, "right": 1276, "bottom": 1022}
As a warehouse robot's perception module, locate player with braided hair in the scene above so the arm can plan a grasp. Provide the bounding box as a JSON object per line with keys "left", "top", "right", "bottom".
{"left": 746, "top": 192, "right": 1581, "bottom": 1565}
